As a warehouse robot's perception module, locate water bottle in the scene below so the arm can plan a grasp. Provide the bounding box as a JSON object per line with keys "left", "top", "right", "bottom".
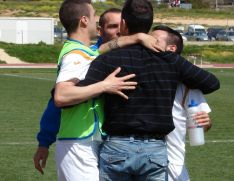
{"left": 187, "top": 99, "right": 205, "bottom": 146}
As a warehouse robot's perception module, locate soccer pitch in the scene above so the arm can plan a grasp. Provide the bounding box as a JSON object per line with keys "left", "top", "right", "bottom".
{"left": 0, "top": 68, "right": 233, "bottom": 181}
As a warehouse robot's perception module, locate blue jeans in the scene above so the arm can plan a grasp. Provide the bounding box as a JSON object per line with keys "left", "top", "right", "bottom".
{"left": 99, "top": 136, "right": 168, "bottom": 181}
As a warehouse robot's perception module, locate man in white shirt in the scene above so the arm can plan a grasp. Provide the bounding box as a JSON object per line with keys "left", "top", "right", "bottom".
{"left": 151, "top": 25, "right": 212, "bottom": 181}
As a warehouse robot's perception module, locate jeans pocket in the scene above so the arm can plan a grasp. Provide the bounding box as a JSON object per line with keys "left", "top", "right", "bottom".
{"left": 147, "top": 157, "right": 168, "bottom": 181}
{"left": 100, "top": 152, "right": 127, "bottom": 173}
{"left": 149, "top": 156, "right": 168, "bottom": 168}
{"left": 100, "top": 152, "right": 127, "bottom": 164}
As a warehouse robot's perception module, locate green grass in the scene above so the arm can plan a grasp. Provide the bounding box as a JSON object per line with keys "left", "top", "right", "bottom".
{"left": 185, "top": 69, "right": 234, "bottom": 180}
{"left": 0, "top": 68, "right": 57, "bottom": 180}
{"left": 0, "top": 1, "right": 61, "bottom": 18}
{"left": 186, "top": 143, "right": 234, "bottom": 181}
{"left": 154, "top": 7, "right": 234, "bottom": 19}
{"left": 0, "top": 42, "right": 62, "bottom": 64}
{"left": 0, "top": 68, "right": 233, "bottom": 180}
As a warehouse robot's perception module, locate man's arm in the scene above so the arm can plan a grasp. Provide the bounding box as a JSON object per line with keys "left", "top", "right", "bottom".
{"left": 176, "top": 54, "right": 220, "bottom": 94}
{"left": 36, "top": 98, "right": 61, "bottom": 148}
{"left": 54, "top": 67, "right": 137, "bottom": 107}
{"left": 99, "top": 33, "right": 162, "bottom": 54}
{"left": 34, "top": 97, "right": 61, "bottom": 174}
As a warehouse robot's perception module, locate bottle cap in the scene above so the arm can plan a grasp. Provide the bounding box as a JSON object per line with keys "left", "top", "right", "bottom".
{"left": 188, "top": 99, "right": 198, "bottom": 107}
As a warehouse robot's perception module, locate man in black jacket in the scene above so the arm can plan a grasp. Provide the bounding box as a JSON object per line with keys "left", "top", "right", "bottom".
{"left": 79, "top": 0, "right": 220, "bottom": 180}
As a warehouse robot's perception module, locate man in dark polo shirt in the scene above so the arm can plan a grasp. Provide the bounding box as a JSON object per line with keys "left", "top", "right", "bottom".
{"left": 79, "top": 0, "right": 220, "bottom": 180}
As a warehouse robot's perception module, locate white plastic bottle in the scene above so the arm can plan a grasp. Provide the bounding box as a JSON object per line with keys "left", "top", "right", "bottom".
{"left": 187, "top": 99, "right": 205, "bottom": 146}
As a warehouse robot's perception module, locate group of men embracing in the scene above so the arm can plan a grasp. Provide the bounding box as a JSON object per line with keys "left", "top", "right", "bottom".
{"left": 34, "top": 0, "right": 219, "bottom": 180}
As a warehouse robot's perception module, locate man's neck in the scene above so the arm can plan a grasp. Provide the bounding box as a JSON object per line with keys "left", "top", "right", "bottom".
{"left": 69, "top": 30, "right": 90, "bottom": 47}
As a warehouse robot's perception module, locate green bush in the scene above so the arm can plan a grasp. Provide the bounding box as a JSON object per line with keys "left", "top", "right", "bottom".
{"left": 0, "top": 42, "right": 233, "bottom": 64}
{"left": 183, "top": 45, "right": 234, "bottom": 63}
{"left": 188, "top": 0, "right": 210, "bottom": 9}
{"left": 0, "top": 60, "right": 6, "bottom": 64}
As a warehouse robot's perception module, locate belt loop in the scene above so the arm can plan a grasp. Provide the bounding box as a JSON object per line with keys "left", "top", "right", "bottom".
{"left": 106, "top": 136, "right": 110, "bottom": 142}
{"left": 130, "top": 136, "right": 134, "bottom": 142}
{"left": 144, "top": 135, "right": 148, "bottom": 143}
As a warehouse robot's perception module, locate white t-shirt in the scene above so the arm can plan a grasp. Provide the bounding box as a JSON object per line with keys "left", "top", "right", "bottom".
{"left": 56, "top": 52, "right": 95, "bottom": 83}
{"left": 166, "top": 84, "right": 211, "bottom": 166}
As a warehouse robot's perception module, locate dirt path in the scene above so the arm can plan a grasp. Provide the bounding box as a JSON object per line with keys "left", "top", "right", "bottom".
{"left": 154, "top": 17, "right": 234, "bottom": 26}
{"left": 0, "top": 48, "right": 26, "bottom": 64}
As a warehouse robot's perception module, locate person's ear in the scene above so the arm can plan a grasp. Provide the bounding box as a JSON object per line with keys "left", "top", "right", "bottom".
{"left": 120, "top": 19, "right": 128, "bottom": 35}
{"left": 166, "top": 45, "right": 177, "bottom": 53}
{"left": 80, "top": 16, "right": 89, "bottom": 28}
{"left": 97, "top": 25, "right": 102, "bottom": 37}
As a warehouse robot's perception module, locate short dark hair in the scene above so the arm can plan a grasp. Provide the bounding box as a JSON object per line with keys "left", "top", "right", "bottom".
{"left": 99, "top": 8, "right": 122, "bottom": 28}
{"left": 59, "top": 0, "right": 91, "bottom": 35}
{"left": 122, "top": 0, "right": 153, "bottom": 34}
{"left": 152, "top": 25, "right": 183, "bottom": 54}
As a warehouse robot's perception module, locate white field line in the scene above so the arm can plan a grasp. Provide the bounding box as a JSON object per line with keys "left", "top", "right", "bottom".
{"left": 0, "top": 141, "right": 37, "bottom": 145}
{"left": 0, "top": 73, "right": 54, "bottom": 81}
{"left": 205, "top": 140, "right": 234, "bottom": 143}
{"left": 186, "top": 140, "right": 234, "bottom": 143}
{"left": 1, "top": 140, "right": 234, "bottom": 146}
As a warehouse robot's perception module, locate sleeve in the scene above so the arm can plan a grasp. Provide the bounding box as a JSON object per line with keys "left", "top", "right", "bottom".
{"left": 56, "top": 53, "right": 91, "bottom": 83}
{"left": 79, "top": 55, "right": 109, "bottom": 86}
{"left": 36, "top": 97, "right": 61, "bottom": 148}
{"left": 186, "top": 89, "right": 211, "bottom": 113}
{"left": 176, "top": 55, "right": 220, "bottom": 94}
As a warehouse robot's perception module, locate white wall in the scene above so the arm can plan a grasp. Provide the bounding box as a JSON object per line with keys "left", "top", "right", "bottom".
{"left": 0, "top": 17, "right": 54, "bottom": 44}
{"left": 92, "top": 0, "right": 106, "bottom": 2}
